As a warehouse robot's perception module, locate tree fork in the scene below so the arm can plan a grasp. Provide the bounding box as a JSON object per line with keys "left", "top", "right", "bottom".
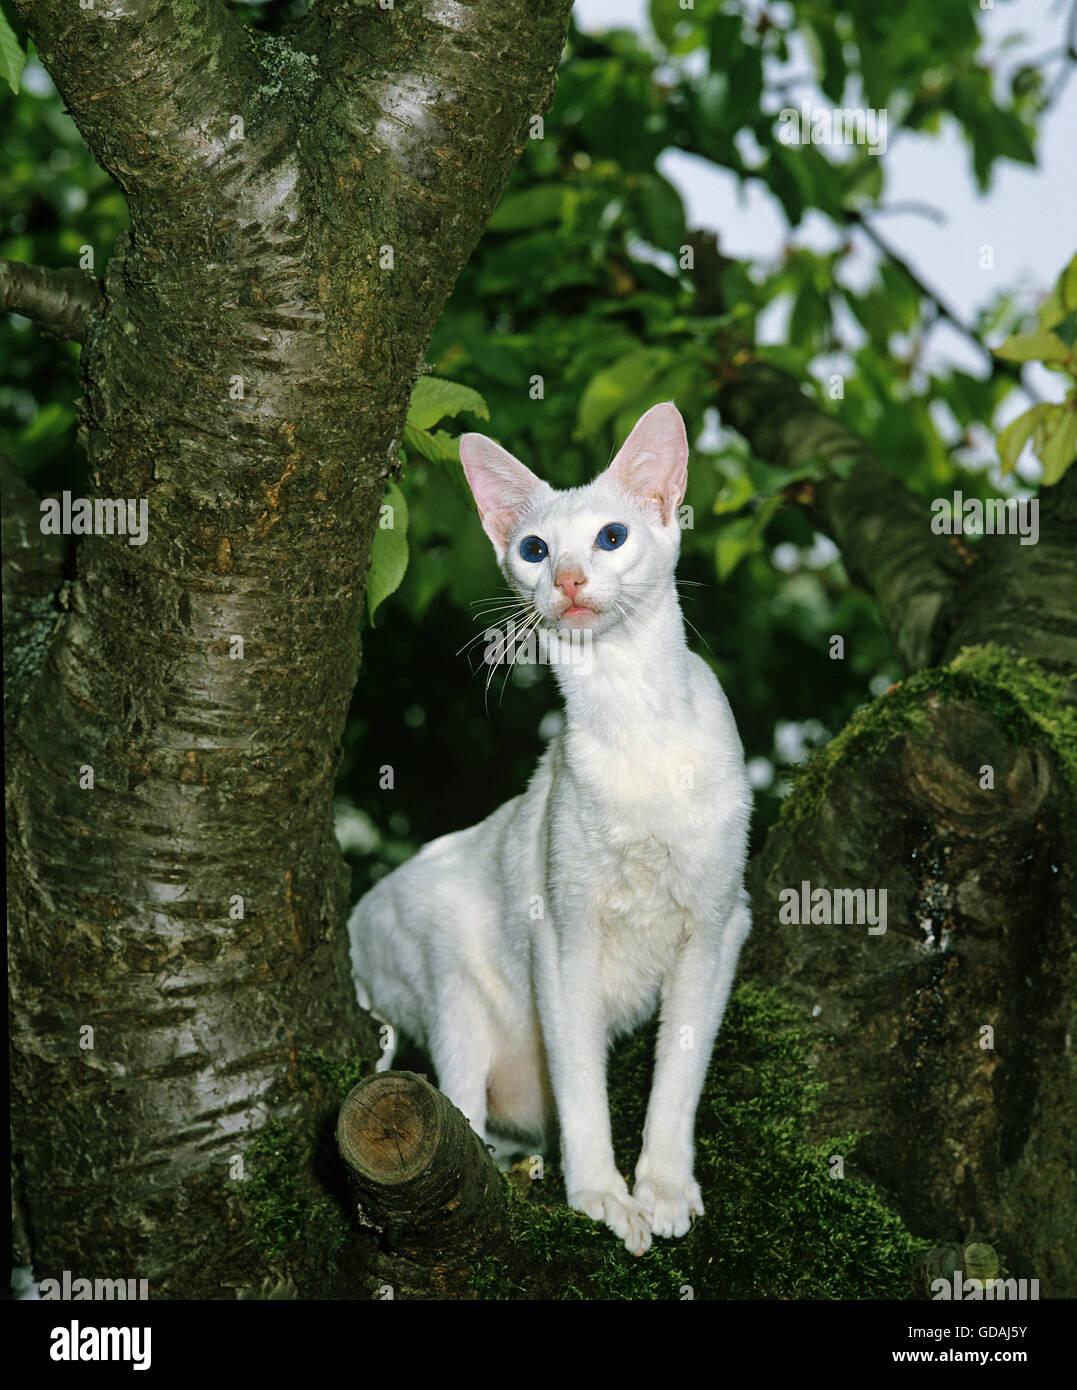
{"left": 337, "top": 1072, "right": 507, "bottom": 1269}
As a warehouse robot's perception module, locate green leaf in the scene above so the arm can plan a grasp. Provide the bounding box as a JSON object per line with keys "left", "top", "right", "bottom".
{"left": 632, "top": 172, "right": 687, "bottom": 252}
{"left": 487, "top": 184, "right": 568, "bottom": 233}
{"left": 366, "top": 481, "right": 409, "bottom": 626}
{"left": 1051, "top": 312, "right": 1077, "bottom": 349}
{"left": 715, "top": 515, "right": 762, "bottom": 579}
{"left": 0, "top": 10, "right": 26, "bottom": 94}
{"left": 1042, "top": 256, "right": 1077, "bottom": 325}
{"left": 407, "top": 376, "right": 489, "bottom": 430}
{"left": 576, "top": 346, "right": 673, "bottom": 437}
{"left": 714, "top": 497, "right": 780, "bottom": 579}
{"left": 993, "top": 329, "right": 1072, "bottom": 365}
{"left": 767, "top": 145, "right": 815, "bottom": 226}
{"left": 402, "top": 425, "right": 472, "bottom": 498}
{"left": 1040, "top": 404, "right": 1077, "bottom": 485}
{"left": 996, "top": 403, "right": 1052, "bottom": 475}
{"left": 648, "top": 0, "right": 711, "bottom": 53}
{"left": 403, "top": 424, "right": 460, "bottom": 464}
{"left": 20, "top": 400, "right": 75, "bottom": 444}
{"left": 789, "top": 285, "right": 831, "bottom": 350}
{"left": 712, "top": 474, "right": 755, "bottom": 516}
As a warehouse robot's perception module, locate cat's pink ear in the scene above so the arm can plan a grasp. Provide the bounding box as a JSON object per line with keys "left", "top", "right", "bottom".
{"left": 606, "top": 402, "right": 688, "bottom": 526}
{"left": 459, "top": 434, "right": 550, "bottom": 560}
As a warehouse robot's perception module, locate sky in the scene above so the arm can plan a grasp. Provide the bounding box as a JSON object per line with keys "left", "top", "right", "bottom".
{"left": 573, "top": 0, "right": 1076, "bottom": 478}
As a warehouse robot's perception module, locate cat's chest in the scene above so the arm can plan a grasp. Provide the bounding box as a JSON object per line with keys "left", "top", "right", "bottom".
{"left": 592, "top": 835, "right": 692, "bottom": 1028}
{"left": 556, "top": 721, "right": 725, "bottom": 850}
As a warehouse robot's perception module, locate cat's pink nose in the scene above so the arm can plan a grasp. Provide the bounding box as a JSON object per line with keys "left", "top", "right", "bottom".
{"left": 555, "top": 570, "right": 587, "bottom": 601}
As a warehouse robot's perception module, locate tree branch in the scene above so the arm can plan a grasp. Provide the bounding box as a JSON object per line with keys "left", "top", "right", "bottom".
{"left": 688, "top": 232, "right": 967, "bottom": 672}
{"left": 11, "top": 0, "right": 260, "bottom": 199}
{"left": 845, "top": 209, "right": 1038, "bottom": 399}
{"left": 716, "top": 357, "right": 967, "bottom": 671}
{"left": 0, "top": 259, "right": 101, "bottom": 341}
{"left": 744, "top": 654, "right": 1076, "bottom": 1293}
{"left": 337, "top": 1071, "right": 506, "bottom": 1268}
{"left": 295, "top": 0, "right": 573, "bottom": 382}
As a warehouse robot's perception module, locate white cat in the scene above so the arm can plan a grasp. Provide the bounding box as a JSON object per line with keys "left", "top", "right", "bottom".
{"left": 347, "top": 403, "right": 752, "bottom": 1255}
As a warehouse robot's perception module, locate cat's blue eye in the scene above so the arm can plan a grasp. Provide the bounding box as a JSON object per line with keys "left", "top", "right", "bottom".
{"left": 519, "top": 535, "right": 549, "bottom": 563}
{"left": 596, "top": 523, "right": 628, "bottom": 551}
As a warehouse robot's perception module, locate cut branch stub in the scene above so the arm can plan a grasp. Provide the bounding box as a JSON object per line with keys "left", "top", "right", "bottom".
{"left": 337, "top": 1071, "right": 506, "bottom": 1267}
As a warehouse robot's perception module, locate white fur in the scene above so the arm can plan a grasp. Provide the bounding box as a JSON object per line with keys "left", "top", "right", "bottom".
{"left": 348, "top": 403, "right": 752, "bottom": 1254}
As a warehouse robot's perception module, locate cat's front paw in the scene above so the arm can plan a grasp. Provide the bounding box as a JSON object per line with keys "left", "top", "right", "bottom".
{"left": 569, "top": 1188, "right": 653, "bottom": 1256}
{"left": 633, "top": 1175, "right": 704, "bottom": 1239}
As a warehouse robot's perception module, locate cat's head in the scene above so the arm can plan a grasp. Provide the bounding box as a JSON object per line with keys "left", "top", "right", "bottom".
{"left": 459, "top": 402, "right": 688, "bottom": 637}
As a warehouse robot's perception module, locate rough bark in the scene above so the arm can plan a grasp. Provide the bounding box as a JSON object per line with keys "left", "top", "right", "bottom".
{"left": 7, "top": 0, "right": 571, "bottom": 1297}
{"left": 337, "top": 1071, "right": 506, "bottom": 1294}
{"left": 2, "top": 453, "right": 67, "bottom": 730}
{"left": 742, "top": 668, "right": 1076, "bottom": 1293}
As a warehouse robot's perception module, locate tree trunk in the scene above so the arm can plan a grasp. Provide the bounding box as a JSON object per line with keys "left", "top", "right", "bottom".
{"left": 7, "top": 0, "right": 571, "bottom": 1297}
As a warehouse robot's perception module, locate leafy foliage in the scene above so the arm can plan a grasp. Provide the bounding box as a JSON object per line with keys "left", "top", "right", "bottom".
{"left": 336, "top": 3, "right": 1064, "bottom": 877}
{"left": 994, "top": 254, "right": 1077, "bottom": 483}
{"left": 1, "top": 0, "right": 1067, "bottom": 884}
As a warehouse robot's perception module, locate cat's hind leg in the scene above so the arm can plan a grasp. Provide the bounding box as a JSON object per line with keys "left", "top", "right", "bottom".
{"left": 426, "top": 979, "right": 497, "bottom": 1144}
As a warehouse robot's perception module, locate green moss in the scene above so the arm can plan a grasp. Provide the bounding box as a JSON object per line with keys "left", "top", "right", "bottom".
{"left": 244, "top": 1119, "right": 324, "bottom": 1257}
{"left": 946, "top": 645, "right": 1077, "bottom": 789}
{"left": 252, "top": 32, "right": 322, "bottom": 105}
{"left": 297, "top": 1048, "right": 367, "bottom": 1105}
{"left": 241, "top": 1051, "right": 367, "bottom": 1259}
{"left": 782, "top": 643, "right": 1076, "bottom": 832}
{"left": 470, "top": 982, "right": 927, "bottom": 1300}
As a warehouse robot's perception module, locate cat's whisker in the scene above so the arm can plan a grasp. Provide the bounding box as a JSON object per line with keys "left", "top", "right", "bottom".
{"left": 469, "top": 596, "right": 527, "bottom": 613}
{"left": 488, "top": 608, "right": 545, "bottom": 710}
{"left": 457, "top": 619, "right": 521, "bottom": 662}
{"left": 680, "top": 614, "right": 714, "bottom": 654}
{"left": 465, "top": 607, "right": 527, "bottom": 630}
{"left": 459, "top": 607, "right": 530, "bottom": 642}
{"left": 613, "top": 582, "right": 714, "bottom": 653}
{"left": 457, "top": 601, "right": 533, "bottom": 663}
{"left": 468, "top": 587, "right": 517, "bottom": 604}
{"left": 497, "top": 609, "right": 545, "bottom": 708}
{"left": 611, "top": 598, "right": 646, "bottom": 646}
{"left": 482, "top": 610, "right": 534, "bottom": 707}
